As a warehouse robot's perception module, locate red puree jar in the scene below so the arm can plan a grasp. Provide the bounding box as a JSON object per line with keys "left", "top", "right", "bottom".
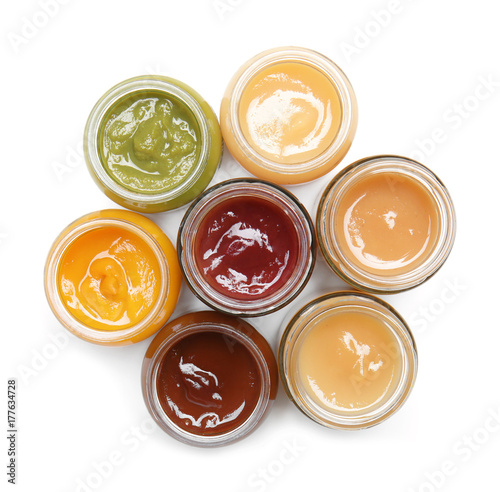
{"left": 142, "top": 311, "right": 278, "bottom": 447}
{"left": 177, "top": 178, "right": 316, "bottom": 316}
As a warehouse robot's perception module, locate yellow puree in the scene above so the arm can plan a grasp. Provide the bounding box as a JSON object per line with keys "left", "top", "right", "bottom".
{"left": 59, "top": 227, "right": 161, "bottom": 330}
{"left": 298, "top": 311, "right": 402, "bottom": 412}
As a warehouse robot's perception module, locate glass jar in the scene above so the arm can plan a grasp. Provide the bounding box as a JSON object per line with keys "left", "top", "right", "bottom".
{"left": 279, "top": 292, "right": 418, "bottom": 430}
{"left": 220, "top": 46, "right": 358, "bottom": 185}
{"left": 44, "top": 209, "right": 181, "bottom": 345}
{"left": 142, "top": 310, "right": 278, "bottom": 447}
{"left": 177, "top": 178, "right": 316, "bottom": 316}
{"left": 84, "top": 76, "right": 222, "bottom": 213}
{"left": 317, "top": 155, "right": 456, "bottom": 293}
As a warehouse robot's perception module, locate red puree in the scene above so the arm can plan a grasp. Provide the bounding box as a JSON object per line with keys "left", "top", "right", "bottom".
{"left": 194, "top": 196, "right": 299, "bottom": 300}
{"left": 156, "top": 331, "right": 261, "bottom": 436}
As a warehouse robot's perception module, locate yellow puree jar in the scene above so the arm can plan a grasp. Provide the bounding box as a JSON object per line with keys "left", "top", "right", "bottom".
{"left": 44, "top": 210, "right": 181, "bottom": 345}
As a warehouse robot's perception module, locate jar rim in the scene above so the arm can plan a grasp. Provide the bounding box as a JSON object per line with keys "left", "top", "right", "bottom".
{"left": 142, "top": 311, "right": 276, "bottom": 446}
{"left": 317, "top": 155, "right": 457, "bottom": 293}
{"left": 177, "top": 178, "right": 316, "bottom": 316}
{"left": 224, "top": 46, "right": 357, "bottom": 179}
{"left": 84, "top": 75, "right": 213, "bottom": 208}
{"left": 278, "top": 291, "right": 418, "bottom": 430}
{"left": 44, "top": 215, "right": 170, "bottom": 344}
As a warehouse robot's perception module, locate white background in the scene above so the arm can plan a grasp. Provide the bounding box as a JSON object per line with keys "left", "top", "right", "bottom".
{"left": 2, "top": 1, "right": 499, "bottom": 491}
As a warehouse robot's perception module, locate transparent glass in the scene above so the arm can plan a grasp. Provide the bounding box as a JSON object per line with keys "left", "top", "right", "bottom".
{"left": 220, "top": 46, "right": 358, "bottom": 185}
{"left": 177, "top": 178, "right": 316, "bottom": 316}
{"left": 44, "top": 210, "right": 181, "bottom": 345}
{"left": 84, "top": 75, "right": 222, "bottom": 213}
{"left": 317, "top": 155, "right": 456, "bottom": 293}
{"left": 142, "top": 310, "right": 278, "bottom": 447}
{"left": 279, "top": 292, "right": 418, "bottom": 430}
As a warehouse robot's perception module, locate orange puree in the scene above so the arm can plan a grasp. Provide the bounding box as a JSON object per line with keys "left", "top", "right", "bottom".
{"left": 298, "top": 311, "right": 402, "bottom": 412}
{"left": 335, "top": 173, "right": 439, "bottom": 276}
{"left": 239, "top": 62, "right": 342, "bottom": 165}
{"left": 59, "top": 227, "right": 161, "bottom": 330}
{"left": 45, "top": 210, "right": 181, "bottom": 344}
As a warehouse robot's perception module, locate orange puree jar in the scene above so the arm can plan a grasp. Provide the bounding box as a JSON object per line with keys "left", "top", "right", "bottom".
{"left": 220, "top": 47, "right": 358, "bottom": 185}
{"left": 44, "top": 210, "right": 181, "bottom": 345}
{"left": 317, "top": 156, "right": 456, "bottom": 293}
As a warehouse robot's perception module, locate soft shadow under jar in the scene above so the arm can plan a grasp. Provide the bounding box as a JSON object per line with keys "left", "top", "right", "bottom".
{"left": 279, "top": 292, "right": 417, "bottom": 430}
{"left": 317, "top": 155, "right": 456, "bottom": 293}
{"left": 84, "top": 76, "right": 222, "bottom": 212}
{"left": 44, "top": 209, "right": 181, "bottom": 345}
{"left": 177, "top": 178, "right": 316, "bottom": 316}
{"left": 142, "top": 311, "right": 278, "bottom": 446}
{"left": 220, "top": 47, "right": 358, "bottom": 185}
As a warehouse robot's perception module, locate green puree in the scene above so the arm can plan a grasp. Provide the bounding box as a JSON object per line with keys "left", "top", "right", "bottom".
{"left": 99, "top": 92, "right": 201, "bottom": 194}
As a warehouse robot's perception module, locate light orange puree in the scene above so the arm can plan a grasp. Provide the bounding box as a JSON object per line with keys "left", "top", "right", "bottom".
{"left": 238, "top": 62, "right": 342, "bottom": 165}
{"left": 59, "top": 226, "right": 161, "bottom": 330}
{"left": 298, "top": 311, "right": 402, "bottom": 412}
{"left": 335, "top": 173, "right": 439, "bottom": 275}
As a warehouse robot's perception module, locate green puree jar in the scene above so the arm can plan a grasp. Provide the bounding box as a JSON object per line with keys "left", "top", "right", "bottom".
{"left": 84, "top": 76, "right": 222, "bottom": 212}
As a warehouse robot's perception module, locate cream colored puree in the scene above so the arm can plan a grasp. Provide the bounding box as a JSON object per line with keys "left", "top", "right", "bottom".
{"left": 335, "top": 173, "right": 439, "bottom": 275}
{"left": 298, "top": 311, "right": 402, "bottom": 412}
